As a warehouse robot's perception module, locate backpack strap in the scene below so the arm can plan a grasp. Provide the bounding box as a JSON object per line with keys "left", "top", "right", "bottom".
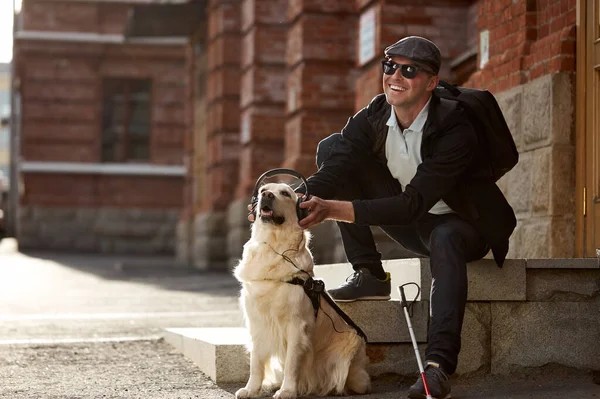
{"left": 438, "top": 80, "right": 461, "bottom": 97}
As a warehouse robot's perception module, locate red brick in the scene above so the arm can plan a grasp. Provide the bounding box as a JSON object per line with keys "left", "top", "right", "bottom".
{"left": 240, "top": 66, "right": 287, "bottom": 108}
{"left": 287, "top": 63, "right": 356, "bottom": 112}
{"left": 241, "top": 0, "right": 288, "bottom": 32}
{"left": 206, "top": 163, "right": 240, "bottom": 210}
{"left": 208, "top": 1, "right": 242, "bottom": 40}
{"left": 207, "top": 35, "right": 242, "bottom": 71}
{"left": 241, "top": 25, "right": 287, "bottom": 68}
{"left": 354, "top": 63, "right": 382, "bottom": 112}
{"left": 23, "top": 1, "right": 102, "bottom": 32}
{"left": 22, "top": 120, "right": 97, "bottom": 144}
{"left": 22, "top": 174, "right": 183, "bottom": 208}
{"left": 206, "top": 99, "right": 241, "bottom": 135}
{"left": 207, "top": 67, "right": 242, "bottom": 104}
{"left": 153, "top": 127, "right": 185, "bottom": 148}
{"left": 240, "top": 106, "right": 287, "bottom": 145}
{"left": 284, "top": 110, "right": 350, "bottom": 162}
{"left": 288, "top": 0, "right": 356, "bottom": 22}
{"left": 207, "top": 133, "right": 241, "bottom": 167}
{"left": 152, "top": 105, "right": 186, "bottom": 126}
{"left": 286, "top": 14, "right": 356, "bottom": 66}
{"left": 98, "top": 3, "right": 130, "bottom": 34}
{"left": 236, "top": 143, "right": 285, "bottom": 198}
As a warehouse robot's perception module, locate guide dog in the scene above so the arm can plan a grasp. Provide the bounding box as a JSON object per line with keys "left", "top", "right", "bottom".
{"left": 234, "top": 182, "right": 370, "bottom": 399}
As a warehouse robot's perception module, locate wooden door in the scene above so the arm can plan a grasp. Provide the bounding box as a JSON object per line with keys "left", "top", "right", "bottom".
{"left": 577, "top": 0, "right": 600, "bottom": 256}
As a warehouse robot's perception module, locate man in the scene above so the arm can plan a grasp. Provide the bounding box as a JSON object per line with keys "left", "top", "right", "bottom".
{"left": 295, "top": 36, "right": 516, "bottom": 398}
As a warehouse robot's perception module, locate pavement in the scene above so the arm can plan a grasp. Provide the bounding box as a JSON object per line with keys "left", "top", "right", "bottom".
{"left": 0, "top": 238, "right": 599, "bottom": 399}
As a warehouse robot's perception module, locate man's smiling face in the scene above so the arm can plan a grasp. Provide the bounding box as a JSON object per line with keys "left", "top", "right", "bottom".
{"left": 382, "top": 56, "right": 437, "bottom": 109}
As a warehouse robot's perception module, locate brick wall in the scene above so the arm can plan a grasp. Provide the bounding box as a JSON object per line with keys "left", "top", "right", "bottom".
{"left": 235, "top": 0, "right": 288, "bottom": 199}
{"left": 203, "top": 0, "right": 242, "bottom": 212}
{"left": 466, "top": 0, "right": 576, "bottom": 92}
{"left": 20, "top": 49, "right": 186, "bottom": 165}
{"left": 283, "top": 0, "right": 357, "bottom": 177}
{"left": 15, "top": 0, "right": 187, "bottom": 254}
{"left": 17, "top": 0, "right": 187, "bottom": 209}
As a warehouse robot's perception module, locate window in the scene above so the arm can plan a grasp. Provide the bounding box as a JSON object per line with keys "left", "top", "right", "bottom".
{"left": 102, "top": 78, "right": 151, "bottom": 162}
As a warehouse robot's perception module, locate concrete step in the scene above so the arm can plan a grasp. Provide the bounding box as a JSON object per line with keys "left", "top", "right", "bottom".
{"left": 315, "top": 258, "right": 528, "bottom": 301}
{"left": 314, "top": 259, "right": 423, "bottom": 300}
{"left": 163, "top": 326, "right": 425, "bottom": 384}
{"left": 337, "top": 299, "right": 428, "bottom": 343}
{"left": 164, "top": 327, "right": 249, "bottom": 383}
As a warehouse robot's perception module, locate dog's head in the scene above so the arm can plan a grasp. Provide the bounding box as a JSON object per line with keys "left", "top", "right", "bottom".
{"left": 254, "top": 182, "right": 301, "bottom": 227}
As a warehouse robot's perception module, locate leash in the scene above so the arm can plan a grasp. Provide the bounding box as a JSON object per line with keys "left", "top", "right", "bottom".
{"left": 264, "top": 241, "right": 368, "bottom": 342}
{"left": 287, "top": 276, "right": 368, "bottom": 342}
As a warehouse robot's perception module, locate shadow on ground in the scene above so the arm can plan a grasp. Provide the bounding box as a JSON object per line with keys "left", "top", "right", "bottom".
{"left": 16, "top": 249, "right": 240, "bottom": 297}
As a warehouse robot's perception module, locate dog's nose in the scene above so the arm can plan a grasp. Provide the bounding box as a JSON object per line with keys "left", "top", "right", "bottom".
{"left": 261, "top": 191, "right": 275, "bottom": 199}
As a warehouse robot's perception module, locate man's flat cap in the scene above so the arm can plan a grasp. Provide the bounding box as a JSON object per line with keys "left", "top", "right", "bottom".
{"left": 384, "top": 36, "right": 441, "bottom": 75}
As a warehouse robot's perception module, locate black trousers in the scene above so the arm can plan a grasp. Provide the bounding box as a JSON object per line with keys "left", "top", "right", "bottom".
{"left": 316, "top": 133, "right": 489, "bottom": 374}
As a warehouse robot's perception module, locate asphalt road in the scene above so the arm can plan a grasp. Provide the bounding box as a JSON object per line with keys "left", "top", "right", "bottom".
{"left": 0, "top": 239, "right": 598, "bottom": 399}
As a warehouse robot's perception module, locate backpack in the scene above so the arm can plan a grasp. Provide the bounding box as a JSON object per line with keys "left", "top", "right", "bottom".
{"left": 434, "top": 81, "right": 519, "bottom": 182}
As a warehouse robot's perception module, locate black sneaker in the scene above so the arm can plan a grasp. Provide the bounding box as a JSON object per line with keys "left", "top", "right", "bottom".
{"left": 327, "top": 268, "right": 391, "bottom": 302}
{"left": 407, "top": 362, "right": 451, "bottom": 399}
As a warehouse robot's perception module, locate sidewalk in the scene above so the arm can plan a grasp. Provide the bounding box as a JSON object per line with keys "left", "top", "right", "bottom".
{"left": 0, "top": 243, "right": 598, "bottom": 398}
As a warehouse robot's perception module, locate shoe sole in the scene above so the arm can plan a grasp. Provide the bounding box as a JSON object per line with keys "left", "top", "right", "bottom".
{"left": 333, "top": 295, "right": 391, "bottom": 302}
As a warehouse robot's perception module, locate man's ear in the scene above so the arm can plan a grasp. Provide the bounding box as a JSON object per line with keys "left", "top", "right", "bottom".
{"left": 427, "top": 75, "right": 439, "bottom": 92}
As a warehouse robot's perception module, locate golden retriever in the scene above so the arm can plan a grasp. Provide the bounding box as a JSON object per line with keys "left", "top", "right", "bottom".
{"left": 234, "top": 182, "right": 371, "bottom": 399}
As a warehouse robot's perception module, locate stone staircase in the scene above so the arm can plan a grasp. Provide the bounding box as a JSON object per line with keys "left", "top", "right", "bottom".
{"left": 164, "top": 257, "right": 600, "bottom": 383}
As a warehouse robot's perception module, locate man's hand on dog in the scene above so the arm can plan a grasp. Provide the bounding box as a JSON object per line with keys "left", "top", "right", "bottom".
{"left": 247, "top": 195, "right": 355, "bottom": 228}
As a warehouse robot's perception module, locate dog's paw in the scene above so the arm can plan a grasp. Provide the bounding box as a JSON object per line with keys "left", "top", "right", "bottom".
{"left": 273, "top": 388, "right": 297, "bottom": 399}
{"left": 235, "top": 387, "right": 260, "bottom": 398}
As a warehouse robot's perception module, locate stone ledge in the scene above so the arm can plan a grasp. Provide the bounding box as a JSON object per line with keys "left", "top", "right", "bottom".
{"left": 314, "top": 259, "right": 422, "bottom": 300}
{"left": 337, "top": 300, "right": 429, "bottom": 343}
{"left": 491, "top": 302, "right": 600, "bottom": 374}
{"left": 164, "top": 327, "right": 249, "bottom": 383}
{"left": 316, "top": 258, "right": 526, "bottom": 302}
{"left": 164, "top": 327, "right": 426, "bottom": 382}
{"left": 526, "top": 258, "right": 599, "bottom": 269}
{"left": 420, "top": 259, "right": 526, "bottom": 301}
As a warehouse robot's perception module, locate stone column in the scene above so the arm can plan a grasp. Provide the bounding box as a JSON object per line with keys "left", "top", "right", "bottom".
{"left": 226, "top": 0, "right": 289, "bottom": 268}
{"left": 176, "top": 42, "right": 196, "bottom": 266}
{"left": 194, "top": 0, "right": 242, "bottom": 270}
{"left": 283, "top": 1, "right": 357, "bottom": 177}
{"left": 281, "top": 1, "right": 357, "bottom": 265}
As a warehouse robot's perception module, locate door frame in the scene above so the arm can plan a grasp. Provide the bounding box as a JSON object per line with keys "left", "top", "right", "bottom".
{"left": 575, "top": 0, "right": 599, "bottom": 257}
{"left": 575, "top": 0, "right": 586, "bottom": 257}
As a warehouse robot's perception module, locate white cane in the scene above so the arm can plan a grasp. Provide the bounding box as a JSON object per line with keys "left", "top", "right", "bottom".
{"left": 399, "top": 284, "right": 433, "bottom": 399}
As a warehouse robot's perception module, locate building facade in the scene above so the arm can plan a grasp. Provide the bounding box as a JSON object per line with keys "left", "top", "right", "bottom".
{"left": 167, "top": 0, "right": 597, "bottom": 270}
{"left": 11, "top": 0, "right": 598, "bottom": 263}
{"left": 11, "top": 0, "right": 189, "bottom": 253}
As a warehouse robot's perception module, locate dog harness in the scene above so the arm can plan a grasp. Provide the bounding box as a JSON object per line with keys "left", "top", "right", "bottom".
{"left": 287, "top": 276, "right": 368, "bottom": 342}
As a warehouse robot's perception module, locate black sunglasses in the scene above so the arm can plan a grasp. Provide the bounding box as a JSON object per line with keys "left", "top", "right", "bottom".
{"left": 381, "top": 60, "right": 434, "bottom": 79}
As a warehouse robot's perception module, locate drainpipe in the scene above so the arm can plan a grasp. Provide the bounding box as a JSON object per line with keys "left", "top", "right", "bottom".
{"left": 7, "top": 0, "right": 21, "bottom": 237}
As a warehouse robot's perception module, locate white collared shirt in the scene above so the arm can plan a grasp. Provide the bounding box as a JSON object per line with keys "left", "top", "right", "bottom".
{"left": 385, "top": 99, "right": 453, "bottom": 215}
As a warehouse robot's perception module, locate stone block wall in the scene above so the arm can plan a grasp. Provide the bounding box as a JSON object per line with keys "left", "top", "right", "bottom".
{"left": 193, "top": 0, "right": 242, "bottom": 270}
{"left": 470, "top": 0, "right": 577, "bottom": 259}
{"left": 19, "top": 206, "right": 179, "bottom": 254}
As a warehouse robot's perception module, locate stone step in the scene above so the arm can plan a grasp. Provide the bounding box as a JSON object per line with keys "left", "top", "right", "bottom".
{"left": 164, "top": 327, "right": 249, "bottom": 383}
{"left": 314, "top": 259, "right": 423, "bottom": 300}
{"left": 337, "top": 299, "right": 429, "bottom": 343}
{"left": 315, "top": 258, "right": 527, "bottom": 301}
{"left": 163, "top": 327, "right": 425, "bottom": 384}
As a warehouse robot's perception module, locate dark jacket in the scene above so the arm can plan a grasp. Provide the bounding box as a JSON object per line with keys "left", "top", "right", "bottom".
{"left": 306, "top": 93, "right": 517, "bottom": 267}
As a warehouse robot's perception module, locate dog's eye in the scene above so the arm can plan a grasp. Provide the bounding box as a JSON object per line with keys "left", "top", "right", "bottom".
{"left": 280, "top": 191, "right": 291, "bottom": 197}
